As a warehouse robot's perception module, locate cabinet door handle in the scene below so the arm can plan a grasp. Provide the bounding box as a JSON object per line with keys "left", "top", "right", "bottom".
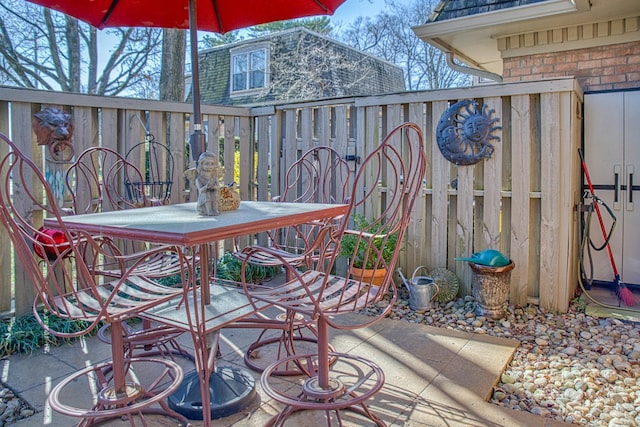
{"left": 628, "top": 165, "right": 635, "bottom": 211}
{"left": 613, "top": 164, "right": 622, "bottom": 210}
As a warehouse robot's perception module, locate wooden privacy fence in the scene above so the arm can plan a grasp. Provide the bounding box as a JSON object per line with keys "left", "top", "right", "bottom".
{"left": 0, "top": 87, "right": 252, "bottom": 316}
{"left": 0, "top": 77, "right": 583, "bottom": 316}
{"left": 253, "top": 77, "right": 584, "bottom": 313}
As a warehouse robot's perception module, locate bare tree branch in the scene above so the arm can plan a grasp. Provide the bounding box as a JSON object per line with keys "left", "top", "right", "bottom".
{"left": 268, "top": 31, "right": 371, "bottom": 101}
{"left": 339, "top": 0, "right": 470, "bottom": 90}
{"left": 0, "top": 0, "right": 161, "bottom": 97}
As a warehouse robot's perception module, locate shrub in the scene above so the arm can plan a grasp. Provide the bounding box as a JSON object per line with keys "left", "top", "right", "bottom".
{"left": 216, "top": 252, "right": 281, "bottom": 283}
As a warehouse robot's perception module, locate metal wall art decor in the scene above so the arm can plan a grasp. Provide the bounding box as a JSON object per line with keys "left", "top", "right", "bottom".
{"left": 32, "top": 107, "right": 76, "bottom": 206}
{"left": 436, "top": 100, "right": 501, "bottom": 166}
{"left": 32, "top": 107, "right": 75, "bottom": 162}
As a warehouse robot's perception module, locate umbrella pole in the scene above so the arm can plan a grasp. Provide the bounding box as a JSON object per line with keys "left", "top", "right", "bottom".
{"left": 188, "top": 0, "right": 206, "bottom": 163}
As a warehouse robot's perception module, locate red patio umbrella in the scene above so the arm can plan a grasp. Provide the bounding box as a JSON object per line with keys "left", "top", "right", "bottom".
{"left": 26, "top": 0, "right": 347, "bottom": 160}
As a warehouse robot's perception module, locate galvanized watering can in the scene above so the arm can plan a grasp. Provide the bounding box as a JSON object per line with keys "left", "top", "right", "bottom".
{"left": 397, "top": 266, "right": 440, "bottom": 310}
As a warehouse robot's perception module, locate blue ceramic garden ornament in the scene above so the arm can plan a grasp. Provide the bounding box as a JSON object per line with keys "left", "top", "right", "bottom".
{"left": 455, "top": 249, "right": 510, "bottom": 267}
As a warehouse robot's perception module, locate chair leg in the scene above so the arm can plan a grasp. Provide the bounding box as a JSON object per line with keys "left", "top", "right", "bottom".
{"left": 259, "top": 320, "right": 386, "bottom": 426}
{"left": 98, "top": 320, "right": 194, "bottom": 363}
{"left": 240, "top": 310, "right": 336, "bottom": 376}
{"left": 234, "top": 261, "right": 339, "bottom": 375}
{"left": 48, "top": 320, "right": 190, "bottom": 426}
{"left": 260, "top": 352, "right": 386, "bottom": 426}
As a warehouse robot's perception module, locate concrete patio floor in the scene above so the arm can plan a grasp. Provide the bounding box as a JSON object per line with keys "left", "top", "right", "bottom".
{"left": 3, "top": 312, "right": 571, "bottom": 427}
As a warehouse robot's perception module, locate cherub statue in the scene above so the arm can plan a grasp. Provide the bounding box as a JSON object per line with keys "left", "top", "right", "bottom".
{"left": 186, "top": 151, "right": 225, "bottom": 216}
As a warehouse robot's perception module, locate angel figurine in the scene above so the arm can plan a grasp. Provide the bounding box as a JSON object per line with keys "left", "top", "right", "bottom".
{"left": 190, "top": 151, "right": 225, "bottom": 216}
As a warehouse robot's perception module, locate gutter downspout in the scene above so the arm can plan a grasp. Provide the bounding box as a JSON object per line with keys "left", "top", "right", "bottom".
{"left": 446, "top": 52, "right": 503, "bottom": 83}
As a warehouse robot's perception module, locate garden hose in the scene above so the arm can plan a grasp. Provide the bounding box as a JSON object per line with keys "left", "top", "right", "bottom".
{"left": 577, "top": 197, "right": 639, "bottom": 311}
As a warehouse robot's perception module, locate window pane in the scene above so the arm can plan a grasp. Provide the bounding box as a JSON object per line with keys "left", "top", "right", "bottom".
{"left": 233, "top": 55, "right": 247, "bottom": 73}
{"left": 250, "top": 70, "right": 264, "bottom": 89}
{"left": 250, "top": 50, "right": 265, "bottom": 71}
{"left": 232, "top": 49, "right": 266, "bottom": 92}
{"left": 233, "top": 73, "right": 246, "bottom": 91}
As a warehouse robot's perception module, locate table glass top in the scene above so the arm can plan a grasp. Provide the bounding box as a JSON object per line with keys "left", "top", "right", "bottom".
{"left": 50, "top": 201, "right": 347, "bottom": 246}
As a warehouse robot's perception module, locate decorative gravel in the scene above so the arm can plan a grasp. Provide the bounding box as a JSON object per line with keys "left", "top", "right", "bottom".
{"left": 363, "top": 288, "right": 640, "bottom": 427}
{"left": 0, "top": 383, "right": 33, "bottom": 426}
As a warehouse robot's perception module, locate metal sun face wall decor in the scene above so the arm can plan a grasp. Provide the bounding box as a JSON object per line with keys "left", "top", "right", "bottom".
{"left": 436, "top": 100, "right": 501, "bottom": 166}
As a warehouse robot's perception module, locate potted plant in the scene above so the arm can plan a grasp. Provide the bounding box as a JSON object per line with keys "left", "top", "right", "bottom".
{"left": 339, "top": 213, "right": 398, "bottom": 286}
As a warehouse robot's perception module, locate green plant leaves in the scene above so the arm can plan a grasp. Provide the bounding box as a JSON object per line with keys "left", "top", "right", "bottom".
{"left": 339, "top": 213, "right": 398, "bottom": 269}
{"left": 216, "top": 252, "right": 281, "bottom": 283}
{"left": 0, "top": 314, "right": 99, "bottom": 357}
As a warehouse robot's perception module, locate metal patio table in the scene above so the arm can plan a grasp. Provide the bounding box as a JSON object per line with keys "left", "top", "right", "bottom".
{"left": 45, "top": 200, "right": 347, "bottom": 423}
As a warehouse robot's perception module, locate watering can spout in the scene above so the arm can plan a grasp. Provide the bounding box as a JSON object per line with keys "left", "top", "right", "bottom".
{"left": 396, "top": 268, "right": 411, "bottom": 292}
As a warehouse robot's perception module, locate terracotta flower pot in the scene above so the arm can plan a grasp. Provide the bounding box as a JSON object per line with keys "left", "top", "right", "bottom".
{"left": 351, "top": 266, "right": 387, "bottom": 286}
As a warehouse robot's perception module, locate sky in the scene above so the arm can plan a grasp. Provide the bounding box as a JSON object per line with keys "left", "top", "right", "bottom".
{"left": 331, "top": 0, "right": 391, "bottom": 24}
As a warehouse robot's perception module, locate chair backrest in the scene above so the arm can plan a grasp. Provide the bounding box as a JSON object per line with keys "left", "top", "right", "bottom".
{"left": 125, "top": 137, "right": 174, "bottom": 206}
{"left": 329, "top": 122, "right": 426, "bottom": 301}
{"left": 0, "top": 132, "right": 186, "bottom": 337}
{"left": 270, "top": 146, "right": 351, "bottom": 257}
{"left": 0, "top": 133, "right": 102, "bottom": 333}
{"left": 278, "top": 146, "right": 350, "bottom": 205}
{"left": 240, "top": 123, "right": 426, "bottom": 327}
{"left": 65, "top": 146, "right": 148, "bottom": 214}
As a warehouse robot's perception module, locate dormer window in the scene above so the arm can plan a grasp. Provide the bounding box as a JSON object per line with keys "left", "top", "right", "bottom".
{"left": 231, "top": 45, "right": 268, "bottom": 94}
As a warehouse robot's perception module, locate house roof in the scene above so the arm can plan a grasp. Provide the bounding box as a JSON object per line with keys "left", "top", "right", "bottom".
{"left": 196, "top": 28, "right": 405, "bottom": 106}
{"left": 413, "top": 0, "right": 640, "bottom": 75}
{"left": 428, "top": 0, "right": 548, "bottom": 22}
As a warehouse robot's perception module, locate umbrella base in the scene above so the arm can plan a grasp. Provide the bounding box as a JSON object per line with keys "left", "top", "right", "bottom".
{"left": 168, "top": 367, "right": 257, "bottom": 420}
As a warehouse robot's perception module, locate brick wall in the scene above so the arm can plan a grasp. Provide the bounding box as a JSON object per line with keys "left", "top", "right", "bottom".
{"left": 503, "top": 41, "right": 640, "bottom": 92}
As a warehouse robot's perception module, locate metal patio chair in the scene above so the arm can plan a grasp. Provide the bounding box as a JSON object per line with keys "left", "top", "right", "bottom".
{"left": 0, "top": 132, "right": 192, "bottom": 426}
{"left": 65, "top": 146, "right": 186, "bottom": 275}
{"left": 65, "top": 146, "right": 192, "bottom": 360}
{"left": 264, "top": 145, "right": 351, "bottom": 262}
{"left": 231, "top": 146, "right": 351, "bottom": 375}
{"left": 239, "top": 122, "right": 427, "bottom": 425}
{"left": 64, "top": 146, "right": 149, "bottom": 214}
